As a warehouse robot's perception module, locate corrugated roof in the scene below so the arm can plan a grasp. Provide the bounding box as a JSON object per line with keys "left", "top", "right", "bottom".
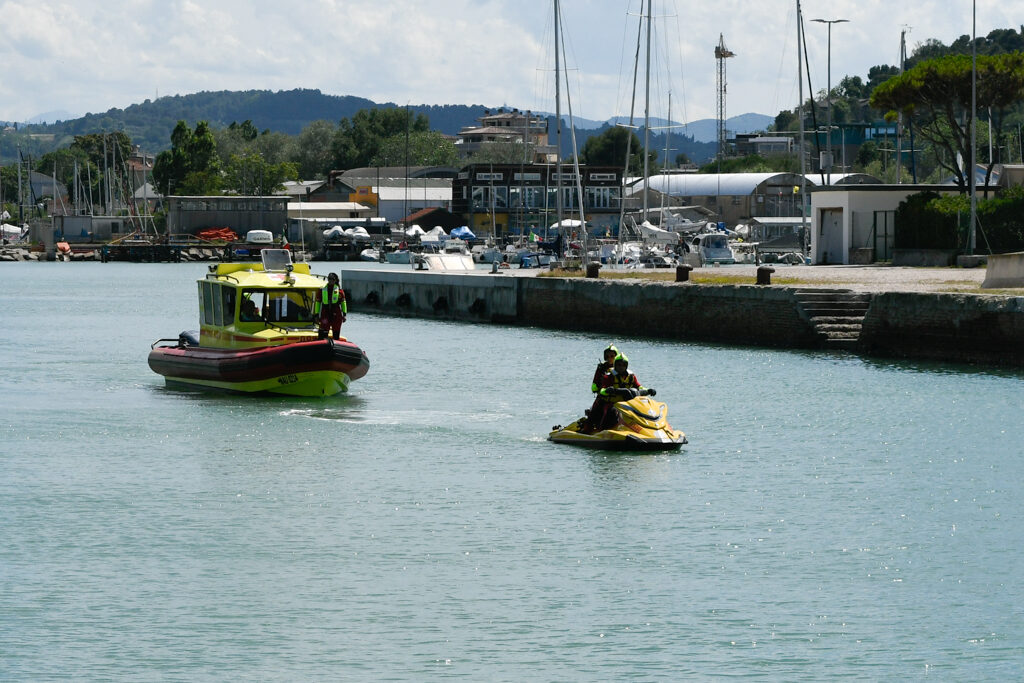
{"left": 376, "top": 186, "right": 452, "bottom": 201}
{"left": 648, "top": 172, "right": 804, "bottom": 196}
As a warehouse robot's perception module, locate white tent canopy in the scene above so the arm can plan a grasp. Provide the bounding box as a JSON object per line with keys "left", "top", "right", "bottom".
{"left": 422, "top": 226, "right": 448, "bottom": 242}
{"left": 636, "top": 220, "right": 679, "bottom": 246}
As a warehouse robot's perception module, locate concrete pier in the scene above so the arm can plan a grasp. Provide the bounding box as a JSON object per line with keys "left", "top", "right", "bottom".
{"left": 341, "top": 268, "right": 1024, "bottom": 366}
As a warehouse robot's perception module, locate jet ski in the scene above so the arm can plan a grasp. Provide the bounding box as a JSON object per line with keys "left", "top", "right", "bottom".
{"left": 548, "top": 388, "right": 687, "bottom": 451}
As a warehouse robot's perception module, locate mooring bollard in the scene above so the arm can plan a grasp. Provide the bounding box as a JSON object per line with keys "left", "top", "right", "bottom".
{"left": 675, "top": 264, "right": 694, "bottom": 282}
{"left": 491, "top": 260, "right": 499, "bottom": 274}
{"left": 756, "top": 265, "right": 775, "bottom": 285}
{"left": 585, "top": 262, "right": 601, "bottom": 278}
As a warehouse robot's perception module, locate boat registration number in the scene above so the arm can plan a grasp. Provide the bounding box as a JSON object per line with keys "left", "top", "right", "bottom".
{"left": 277, "top": 374, "right": 299, "bottom": 385}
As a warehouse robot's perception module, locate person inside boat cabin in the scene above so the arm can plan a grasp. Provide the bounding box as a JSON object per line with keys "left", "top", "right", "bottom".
{"left": 240, "top": 297, "right": 260, "bottom": 322}
{"left": 315, "top": 272, "right": 347, "bottom": 340}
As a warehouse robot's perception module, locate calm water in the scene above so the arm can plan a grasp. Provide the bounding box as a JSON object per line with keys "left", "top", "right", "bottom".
{"left": 2, "top": 263, "right": 1023, "bottom": 680}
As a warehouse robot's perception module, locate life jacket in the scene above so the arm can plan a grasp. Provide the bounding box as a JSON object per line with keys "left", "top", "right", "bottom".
{"left": 314, "top": 284, "right": 346, "bottom": 314}
{"left": 321, "top": 285, "right": 342, "bottom": 305}
{"left": 599, "top": 370, "right": 642, "bottom": 401}
{"left": 591, "top": 361, "right": 612, "bottom": 393}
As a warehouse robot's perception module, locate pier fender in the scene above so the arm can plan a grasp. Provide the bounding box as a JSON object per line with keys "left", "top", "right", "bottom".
{"left": 469, "top": 298, "right": 486, "bottom": 316}
{"left": 432, "top": 296, "right": 449, "bottom": 313}
{"left": 365, "top": 291, "right": 381, "bottom": 306}
{"left": 395, "top": 293, "right": 411, "bottom": 308}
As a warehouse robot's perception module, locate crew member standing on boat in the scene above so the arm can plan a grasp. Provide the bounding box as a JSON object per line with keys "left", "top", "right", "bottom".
{"left": 315, "top": 272, "right": 347, "bottom": 340}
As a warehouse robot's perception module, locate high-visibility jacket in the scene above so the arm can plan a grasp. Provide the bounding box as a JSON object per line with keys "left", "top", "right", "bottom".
{"left": 314, "top": 284, "right": 347, "bottom": 314}
{"left": 599, "top": 371, "right": 644, "bottom": 401}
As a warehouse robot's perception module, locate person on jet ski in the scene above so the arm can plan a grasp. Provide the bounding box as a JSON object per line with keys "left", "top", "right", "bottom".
{"left": 600, "top": 354, "right": 652, "bottom": 399}
{"left": 588, "top": 353, "right": 657, "bottom": 432}
{"left": 591, "top": 343, "right": 619, "bottom": 393}
{"left": 597, "top": 354, "right": 656, "bottom": 428}
{"left": 580, "top": 344, "right": 619, "bottom": 434}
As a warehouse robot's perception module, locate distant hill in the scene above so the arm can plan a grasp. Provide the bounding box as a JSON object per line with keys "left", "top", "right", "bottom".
{"left": 2, "top": 89, "right": 767, "bottom": 165}
{"left": 605, "top": 112, "right": 774, "bottom": 143}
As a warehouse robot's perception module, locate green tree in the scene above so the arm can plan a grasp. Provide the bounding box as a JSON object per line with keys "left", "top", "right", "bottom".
{"left": 69, "top": 132, "right": 133, "bottom": 171}
{"left": 772, "top": 109, "right": 797, "bottom": 132}
{"left": 36, "top": 147, "right": 93, "bottom": 206}
{"left": 153, "top": 120, "right": 221, "bottom": 195}
{"left": 330, "top": 108, "right": 429, "bottom": 170}
{"left": 579, "top": 126, "right": 653, "bottom": 174}
{"left": 698, "top": 154, "right": 799, "bottom": 174}
{"left": 871, "top": 52, "right": 1024, "bottom": 191}
{"left": 296, "top": 120, "right": 337, "bottom": 179}
{"left": 464, "top": 141, "right": 533, "bottom": 166}
{"left": 373, "top": 130, "right": 458, "bottom": 167}
{"left": 223, "top": 153, "right": 298, "bottom": 195}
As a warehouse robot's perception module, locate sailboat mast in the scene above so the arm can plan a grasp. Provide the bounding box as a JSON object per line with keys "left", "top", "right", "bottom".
{"left": 968, "top": 0, "right": 977, "bottom": 254}
{"left": 642, "top": 0, "right": 652, "bottom": 221}
{"left": 554, "top": 0, "right": 563, "bottom": 235}
{"left": 797, "top": 0, "right": 807, "bottom": 254}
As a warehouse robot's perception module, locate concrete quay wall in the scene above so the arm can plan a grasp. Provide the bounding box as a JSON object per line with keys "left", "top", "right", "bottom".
{"left": 343, "top": 270, "right": 820, "bottom": 348}
{"left": 860, "top": 292, "right": 1024, "bottom": 365}
{"left": 518, "top": 277, "right": 820, "bottom": 347}
{"left": 341, "top": 269, "right": 519, "bottom": 323}
{"left": 342, "top": 270, "right": 1024, "bottom": 365}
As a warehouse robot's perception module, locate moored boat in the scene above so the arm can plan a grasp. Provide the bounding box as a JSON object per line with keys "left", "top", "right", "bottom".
{"left": 148, "top": 249, "right": 369, "bottom": 396}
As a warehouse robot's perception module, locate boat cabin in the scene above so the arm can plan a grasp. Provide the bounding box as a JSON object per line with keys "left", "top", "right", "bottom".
{"left": 198, "top": 249, "right": 329, "bottom": 348}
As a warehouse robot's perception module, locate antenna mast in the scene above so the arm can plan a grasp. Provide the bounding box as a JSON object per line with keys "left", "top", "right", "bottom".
{"left": 715, "top": 34, "right": 735, "bottom": 170}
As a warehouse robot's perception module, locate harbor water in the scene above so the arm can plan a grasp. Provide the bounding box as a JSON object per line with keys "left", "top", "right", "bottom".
{"left": 2, "top": 263, "right": 1023, "bottom": 679}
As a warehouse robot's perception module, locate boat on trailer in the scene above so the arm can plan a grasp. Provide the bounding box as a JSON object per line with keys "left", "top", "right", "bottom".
{"left": 148, "top": 249, "right": 369, "bottom": 396}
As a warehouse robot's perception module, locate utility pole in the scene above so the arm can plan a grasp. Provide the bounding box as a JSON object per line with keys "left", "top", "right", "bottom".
{"left": 812, "top": 18, "right": 848, "bottom": 185}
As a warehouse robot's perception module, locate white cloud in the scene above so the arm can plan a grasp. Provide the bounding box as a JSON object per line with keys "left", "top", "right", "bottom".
{"left": 0, "top": 0, "right": 1020, "bottom": 126}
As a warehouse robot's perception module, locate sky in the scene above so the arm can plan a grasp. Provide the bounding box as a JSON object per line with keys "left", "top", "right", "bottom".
{"left": 0, "top": 0, "right": 1019, "bottom": 127}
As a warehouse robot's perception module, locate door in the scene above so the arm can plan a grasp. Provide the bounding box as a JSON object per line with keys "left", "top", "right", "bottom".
{"left": 819, "top": 208, "right": 844, "bottom": 264}
{"left": 873, "top": 210, "right": 894, "bottom": 261}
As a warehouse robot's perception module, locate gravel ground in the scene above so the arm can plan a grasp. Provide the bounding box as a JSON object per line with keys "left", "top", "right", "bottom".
{"left": 689, "top": 264, "right": 991, "bottom": 293}
{"left": 512, "top": 262, "right": 1005, "bottom": 293}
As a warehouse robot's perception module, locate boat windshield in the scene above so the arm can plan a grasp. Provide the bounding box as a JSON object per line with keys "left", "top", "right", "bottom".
{"left": 241, "top": 288, "right": 316, "bottom": 324}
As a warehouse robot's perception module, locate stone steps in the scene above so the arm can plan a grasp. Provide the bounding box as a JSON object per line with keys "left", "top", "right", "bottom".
{"left": 794, "top": 289, "right": 872, "bottom": 350}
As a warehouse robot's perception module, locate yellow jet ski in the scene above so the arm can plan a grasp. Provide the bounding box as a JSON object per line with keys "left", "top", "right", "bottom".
{"left": 549, "top": 388, "right": 687, "bottom": 451}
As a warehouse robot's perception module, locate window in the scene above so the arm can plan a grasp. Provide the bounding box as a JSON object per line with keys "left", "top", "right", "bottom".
{"left": 589, "top": 173, "right": 616, "bottom": 181}
{"left": 585, "top": 187, "right": 620, "bottom": 209}
{"left": 476, "top": 172, "right": 503, "bottom": 181}
{"left": 221, "top": 286, "right": 236, "bottom": 325}
{"left": 211, "top": 283, "right": 223, "bottom": 325}
{"left": 511, "top": 186, "right": 545, "bottom": 209}
{"left": 514, "top": 172, "right": 542, "bottom": 182}
{"left": 472, "top": 186, "right": 509, "bottom": 210}
{"left": 263, "top": 290, "right": 316, "bottom": 324}
{"left": 201, "top": 282, "right": 214, "bottom": 325}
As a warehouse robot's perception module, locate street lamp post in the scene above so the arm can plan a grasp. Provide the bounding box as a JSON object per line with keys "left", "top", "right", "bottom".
{"left": 813, "top": 17, "right": 848, "bottom": 185}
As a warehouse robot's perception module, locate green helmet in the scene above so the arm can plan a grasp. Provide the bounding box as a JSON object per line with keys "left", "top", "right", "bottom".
{"left": 603, "top": 343, "right": 619, "bottom": 357}
{"left": 614, "top": 353, "right": 629, "bottom": 366}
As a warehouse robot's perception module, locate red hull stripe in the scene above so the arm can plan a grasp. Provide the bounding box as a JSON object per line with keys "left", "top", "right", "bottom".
{"left": 148, "top": 339, "right": 369, "bottom": 382}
